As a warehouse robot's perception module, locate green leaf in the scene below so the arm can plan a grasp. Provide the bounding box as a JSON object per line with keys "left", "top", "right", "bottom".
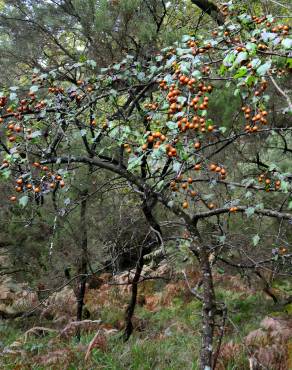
{"left": 192, "top": 70, "right": 202, "bottom": 79}
{"left": 9, "top": 92, "right": 17, "bottom": 101}
{"left": 166, "top": 121, "right": 177, "bottom": 130}
{"left": 156, "top": 180, "right": 164, "bottom": 191}
{"left": 281, "top": 38, "right": 292, "bottom": 49}
{"left": 30, "top": 130, "right": 42, "bottom": 138}
{"left": 219, "top": 64, "right": 227, "bottom": 76}
{"left": 280, "top": 180, "right": 289, "bottom": 193}
{"left": 252, "top": 234, "right": 260, "bottom": 246}
{"left": 246, "top": 42, "right": 257, "bottom": 52}
{"left": 79, "top": 55, "right": 87, "bottom": 63}
{"left": 202, "top": 194, "right": 213, "bottom": 201}
{"left": 235, "top": 51, "right": 248, "bottom": 65}
{"left": 86, "top": 59, "right": 97, "bottom": 68}
{"left": 110, "top": 89, "right": 118, "bottom": 97}
{"left": 250, "top": 58, "right": 261, "bottom": 68}
{"left": 233, "top": 88, "right": 240, "bottom": 96}
{"left": 19, "top": 195, "right": 29, "bottom": 208}
{"left": 257, "top": 61, "right": 271, "bottom": 76}
{"left": 268, "top": 163, "right": 278, "bottom": 171}
{"left": 137, "top": 72, "right": 145, "bottom": 81}
{"left": 30, "top": 85, "right": 39, "bottom": 93}
{"left": 218, "top": 235, "right": 226, "bottom": 244}
{"left": 177, "top": 96, "right": 187, "bottom": 105}
{"left": 246, "top": 75, "right": 257, "bottom": 86}
{"left": 223, "top": 52, "right": 236, "bottom": 67}
{"left": 1, "top": 169, "right": 11, "bottom": 179}
{"left": 219, "top": 126, "right": 227, "bottom": 133}
{"left": 180, "top": 61, "right": 191, "bottom": 74}
{"left": 127, "top": 156, "right": 143, "bottom": 171}
{"left": 234, "top": 67, "right": 247, "bottom": 78}
{"left": 113, "top": 63, "right": 121, "bottom": 71}
{"left": 172, "top": 160, "right": 181, "bottom": 173}
{"left": 182, "top": 34, "right": 191, "bottom": 42}
{"left": 245, "top": 207, "right": 255, "bottom": 217}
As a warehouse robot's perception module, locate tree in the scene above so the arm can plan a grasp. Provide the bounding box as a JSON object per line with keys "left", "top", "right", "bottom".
{"left": 0, "top": 0, "right": 194, "bottom": 86}
{"left": 0, "top": 1, "right": 291, "bottom": 368}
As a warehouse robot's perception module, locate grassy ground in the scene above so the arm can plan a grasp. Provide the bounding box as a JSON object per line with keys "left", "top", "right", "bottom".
{"left": 0, "top": 277, "right": 289, "bottom": 370}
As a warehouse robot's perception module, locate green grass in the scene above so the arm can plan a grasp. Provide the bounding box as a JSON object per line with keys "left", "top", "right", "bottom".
{"left": 0, "top": 282, "right": 288, "bottom": 370}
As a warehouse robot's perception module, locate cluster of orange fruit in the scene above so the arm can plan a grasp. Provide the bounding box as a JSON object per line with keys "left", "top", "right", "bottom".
{"left": 165, "top": 144, "right": 177, "bottom": 157}
{"left": 258, "top": 174, "right": 281, "bottom": 190}
{"left": 6, "top": 121, "right": 22, "bottom": 142}
{"left": 162, "top": 79, "right": 213, "bottom": 124}
{"left": 251, "top": 15, "right": 290, "bottom": 34}
{"left": 158, "top": 80, "right": 168, "bottom": 90}
{"left": 144, "top": 102, "right": 158, "bottom": 111}
{"left": 209, "top": 163, "right": 227, "bottom": 180}
{"left": 167, "top": 86, "right": 183, "bottom": 104}
{"left": 186, "top": 39, "right": 212, "bottom": 56}
{"left": 143, "top": 71, "right": 215, "bottom": 153}
{"left": 278, "top": 246, "right": 288, "bottom": 255}
{"left": 9, "top": 165, "right": 65, "bottom": 201}
{"left": 77, "top": 80, "right": 96, "bottom": 92}
{"left": 5, "top": 120, "right": 42, "bottom": 143}
{"left": 182, "top": 199, "right": 216, "bottom": 210}
{"left": 0, "top": 96, "right": 7, "bottom": 107}
{"left": 48, "top": 86, "right": 65, "bottom": 94}
{"left": 142, "top": 51, "right": 218, "bottom": 171}
{"left": 168, "top": 161, "right": 228, "bottom": 209}
{"left": 269, "top": 24, "right": 289, "bottom": 34}
{"left": 169, "top": 178, "right": 199, "bottom": 210}
{"left": 253, "top": 80, "right": 268, "bottom": 97}
{"left": 123, "top": 143, "right": 132, "bottom": 153}
{"left": 142, "top": 131, "right": 167, "bottom": 151}
{"left": 252, "top": 15, "right": 269, "bottom": 25}
{"left": 174, "top": 74, "right": 212, "bottom": 94}
{"left": 1, "top": 159, "right": 9, "bottom": 168}
{"left": 68, "top": 90, "right": 85, "bottom": 102}
{"left": 242, "top": 105, "right": 268, "bottom": 132}
{"left": 177, "top": 116, "right": 210, "bottom": 133}
{"left": 0, "top": 93, "right": 42, "bottom": 140}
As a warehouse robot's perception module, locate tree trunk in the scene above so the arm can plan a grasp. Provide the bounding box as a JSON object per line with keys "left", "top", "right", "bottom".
{"left": 189, "top": 224, "right": 217, "bottom": 370}
{"left": 123, "top": 199, "right": 162, "bottom": 341}
{"left": 199, "top": 247, "right": 216, "bottom": 370}
{"left": 123, "top": 246, "right": 145, "bottom": 341}
{"left": 190, "top": 0, "right": 225, "bottom": 25}
{"left": 76, "top": 190, "right": 88, "bottom": 341}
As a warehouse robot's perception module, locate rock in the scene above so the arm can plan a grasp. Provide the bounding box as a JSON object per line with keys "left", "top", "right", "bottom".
{"left": 59, "top": 319, "right": 102, "bottom": 339}
{"left": 0, "top": 276, "right": 38, "bottom": 317}
{"left": 41, "top": 286, "right": 76, "bottom": 322}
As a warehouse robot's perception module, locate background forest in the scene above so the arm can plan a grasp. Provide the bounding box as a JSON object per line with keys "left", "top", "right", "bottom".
{"left": 0, "top": 0, "right": 291, "bottom": 369}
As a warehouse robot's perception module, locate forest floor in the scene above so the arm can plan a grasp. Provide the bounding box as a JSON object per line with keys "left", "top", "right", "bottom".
{"left": 0, "top": 267, "right": 291, "bottom": 369}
